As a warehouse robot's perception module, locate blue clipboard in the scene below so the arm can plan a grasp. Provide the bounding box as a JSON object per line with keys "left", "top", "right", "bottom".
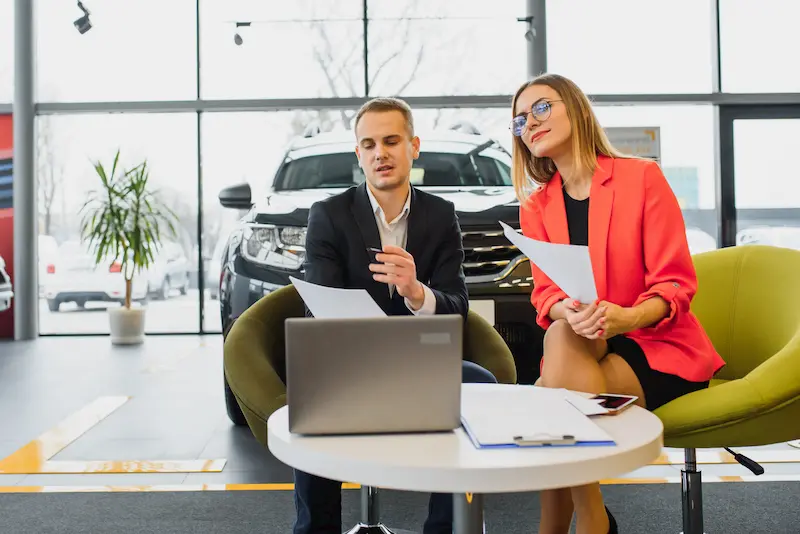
{"left": 460, "top": 416, "right": 616, "bottom": 449}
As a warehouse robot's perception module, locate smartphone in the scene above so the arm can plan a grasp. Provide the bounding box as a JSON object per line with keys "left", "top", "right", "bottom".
{"left": 590, "top": 393, "right": 638, "bottom": 415}
{"left": 367, "top": 247, "right": 383, "bottom": 263}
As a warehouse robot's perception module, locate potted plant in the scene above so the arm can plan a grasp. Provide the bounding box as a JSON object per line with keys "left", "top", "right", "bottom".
{"left": 80, "top": 150, "right": 177, "bottom": 344}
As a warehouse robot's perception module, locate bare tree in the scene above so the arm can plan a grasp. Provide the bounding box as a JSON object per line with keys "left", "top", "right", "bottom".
{"left": 36, "top": 117, "right": 64, "bottom": 236}
{"left": 292, "top": 0, "right": 428, "bottom": 135}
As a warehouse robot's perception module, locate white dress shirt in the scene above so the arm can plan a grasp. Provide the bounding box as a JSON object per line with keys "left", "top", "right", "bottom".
{"left": 366, "top": 185, "right": 436, "bottom": 315}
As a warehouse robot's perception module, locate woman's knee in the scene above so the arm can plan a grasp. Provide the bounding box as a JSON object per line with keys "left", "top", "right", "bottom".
{"left": 539, "top": 321, "right": 607, "bottom": 390}
{"left": 543, "top": 319, "right": 575, "bottom": 348}
{"left": 543, "top": 319, "right": 605, "bottom": 361}
{"left": 462, "top": 360, "right": 497, "bottom": 384}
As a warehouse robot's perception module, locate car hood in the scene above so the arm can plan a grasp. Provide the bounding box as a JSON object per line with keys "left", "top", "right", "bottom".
{"left": 251, "top": 187, "right": 521, "bottom": 228}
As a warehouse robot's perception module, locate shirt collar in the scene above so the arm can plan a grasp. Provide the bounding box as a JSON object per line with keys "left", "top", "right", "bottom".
{"left": 366, "top": 184, "right": 411, "bottom": 226}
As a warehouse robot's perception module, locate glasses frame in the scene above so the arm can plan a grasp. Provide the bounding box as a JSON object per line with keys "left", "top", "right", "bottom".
{"left": 509, "top": 99, "right": 563, "bottom": 137}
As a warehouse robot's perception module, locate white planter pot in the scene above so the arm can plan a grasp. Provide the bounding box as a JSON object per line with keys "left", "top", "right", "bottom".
{"left": 108, "top": 306, "right": 146, "bottom": 345}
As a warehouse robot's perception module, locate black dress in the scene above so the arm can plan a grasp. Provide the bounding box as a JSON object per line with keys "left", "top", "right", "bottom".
{"left": 562, "top": 189, "right": 709, "bottom": 411}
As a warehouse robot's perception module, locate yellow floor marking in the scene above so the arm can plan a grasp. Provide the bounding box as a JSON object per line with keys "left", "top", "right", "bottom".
{"left": 653, "top": 449, "right": 800, "bottom": 466}
{"left": 0, "top": 397, "right": 226, "bottom": 474}
{"left": 0, "top": 482, "right": 362, "bottom": 493}
{"left": 0, "top": 477, "right": 796, "bottom": 494}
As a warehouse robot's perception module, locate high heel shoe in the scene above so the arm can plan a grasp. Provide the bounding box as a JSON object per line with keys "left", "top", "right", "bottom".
{"left": 605, "top": 506, "right": 618, "bottom": 534}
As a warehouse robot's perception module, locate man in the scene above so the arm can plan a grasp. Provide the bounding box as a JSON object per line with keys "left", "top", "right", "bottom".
{"left": 293, "top": 97, "right": 497, "bottom": 534}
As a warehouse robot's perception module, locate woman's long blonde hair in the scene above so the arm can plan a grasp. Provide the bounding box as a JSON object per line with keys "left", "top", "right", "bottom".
{"left": 511, "top": 73, "right": 628, "bottom": 202}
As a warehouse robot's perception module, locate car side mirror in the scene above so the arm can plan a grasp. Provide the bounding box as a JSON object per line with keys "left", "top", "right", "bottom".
{"left": 218, "top": 183, "right": 253, "bottom": 210}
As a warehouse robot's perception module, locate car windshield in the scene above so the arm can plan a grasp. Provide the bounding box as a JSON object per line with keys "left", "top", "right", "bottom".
{"left": 273, "top": 150, "right": 512, "bottom": 190}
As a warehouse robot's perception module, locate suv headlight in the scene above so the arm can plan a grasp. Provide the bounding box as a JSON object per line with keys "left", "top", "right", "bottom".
{"left": 241, "top": 224, "right": 307, "bottom": 270}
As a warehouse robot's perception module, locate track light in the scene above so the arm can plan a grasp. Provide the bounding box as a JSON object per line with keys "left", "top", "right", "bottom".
{"left": 74, "top": 1, "right": 92, "bottom": 34}
{"left": 234, "top": 21, "right": 251, "bottom": 46}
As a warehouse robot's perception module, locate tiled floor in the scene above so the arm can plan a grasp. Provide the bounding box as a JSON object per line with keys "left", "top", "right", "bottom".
{"left": 0, "top": 335, "right": 797, "bottom": 492}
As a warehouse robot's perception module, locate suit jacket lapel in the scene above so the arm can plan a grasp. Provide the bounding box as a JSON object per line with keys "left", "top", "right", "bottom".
{"left": 351, "top": 182, "right": 382, "bottom": 253}
{"left": 405, "top": 187, "right": 426, "bottom": 270}
{"left": 588, "top": 157, "right": 614, "bottom": 300}
{"left": 351, "top": 183, "right": 391, "bottom": 309}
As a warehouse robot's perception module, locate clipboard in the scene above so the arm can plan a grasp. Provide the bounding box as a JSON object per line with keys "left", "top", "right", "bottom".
{"left": 459, "top": 384, "right": 616, "bottom": 449}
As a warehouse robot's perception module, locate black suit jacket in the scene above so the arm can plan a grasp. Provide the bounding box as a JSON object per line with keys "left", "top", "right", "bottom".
{"left": 302, "top": 182, "right": 468, "bottom": 319}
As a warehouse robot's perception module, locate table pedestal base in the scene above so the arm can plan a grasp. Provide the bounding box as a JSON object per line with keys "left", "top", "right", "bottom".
{"left": 453, "top": 493, "right": 485, "bottom": 534}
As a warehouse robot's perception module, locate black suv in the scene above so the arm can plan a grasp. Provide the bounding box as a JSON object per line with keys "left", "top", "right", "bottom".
{"left": 216, "top": 125, "right": 544, "bottom": 425}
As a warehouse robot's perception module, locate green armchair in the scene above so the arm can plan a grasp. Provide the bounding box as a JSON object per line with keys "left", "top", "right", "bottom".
{"left": 654, "top": 245, "right": 800, "bottom": 534}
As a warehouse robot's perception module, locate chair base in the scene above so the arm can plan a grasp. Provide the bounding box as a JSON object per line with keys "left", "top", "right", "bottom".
{"left": 681, "top": 448, "right": 704, "bottom": 534}
{"left": 343, "top": 523, "right": 395, "bottom": 534}
{"left": 343, "top": 525, "right": 415, "bottom": 534}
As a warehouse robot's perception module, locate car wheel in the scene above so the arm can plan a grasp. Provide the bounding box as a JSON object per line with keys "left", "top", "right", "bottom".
{"left": 224, "top": 374, "right": 248, "bottom": 426}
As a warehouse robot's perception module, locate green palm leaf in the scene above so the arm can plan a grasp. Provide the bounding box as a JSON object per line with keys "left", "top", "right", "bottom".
{"left": 79, "top": 150, "right": 179, "bottom": 309}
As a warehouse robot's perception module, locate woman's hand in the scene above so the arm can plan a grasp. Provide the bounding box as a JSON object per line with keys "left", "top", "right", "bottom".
{"left": 562, "top": 298, "right": 606, "bottom": 338}
{"left": 561, "top": 298, "right": 637, "bottom": 340}
{"left": 582, "top": 300, "right": 637, "bottom": 340}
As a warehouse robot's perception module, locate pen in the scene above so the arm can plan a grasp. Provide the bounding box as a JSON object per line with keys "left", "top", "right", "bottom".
{"left": 513, "top": 434, "right": 576, "bottom": 446}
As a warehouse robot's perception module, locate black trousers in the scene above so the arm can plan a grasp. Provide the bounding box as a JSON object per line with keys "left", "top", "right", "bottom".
{"left": 292, "top": 360, "right": 498, "bottom": 534}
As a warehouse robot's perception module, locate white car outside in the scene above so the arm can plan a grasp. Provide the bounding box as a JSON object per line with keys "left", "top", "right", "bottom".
{"left": 41, "top": 240, "right": 148, "bottom": 312}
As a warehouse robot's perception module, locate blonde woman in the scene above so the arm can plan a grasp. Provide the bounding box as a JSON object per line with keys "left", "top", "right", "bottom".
{"left": 510, "top": 74, "right": 725, "bottom": 534}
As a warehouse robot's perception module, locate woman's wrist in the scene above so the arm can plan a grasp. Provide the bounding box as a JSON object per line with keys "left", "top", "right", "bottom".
{"left": 625, "top": 296, "right": 669, "bottom": 331}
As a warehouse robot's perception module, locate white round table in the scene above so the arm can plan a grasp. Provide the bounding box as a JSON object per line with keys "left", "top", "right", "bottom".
{"left": 268, "top": 384, "right": 664, "bottom": 533}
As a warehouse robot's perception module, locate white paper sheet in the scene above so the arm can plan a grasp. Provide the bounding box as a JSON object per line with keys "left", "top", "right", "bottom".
{"left": 500, "top": 221, "right": 598, "bottom": 303}
{"left": 289, "top": 277, "right": 386, "bottom": 319}
{"left": 563, "top": 390, "right": 608, "bottom": 416}
{"left": 460, "top": 384, "right": 614, "bottom": 447}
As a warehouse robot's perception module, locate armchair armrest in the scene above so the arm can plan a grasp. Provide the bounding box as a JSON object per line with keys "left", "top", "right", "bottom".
{"left": 654, "top": 377, "right": 763, "bottom": 437}
{"left": 223, "top": 315, "right": 287, "bottom": 445}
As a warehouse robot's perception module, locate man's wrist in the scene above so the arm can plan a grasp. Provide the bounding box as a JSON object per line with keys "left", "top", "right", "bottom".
{"left": 408, "top": 280, "right": 425, "bottom": 310}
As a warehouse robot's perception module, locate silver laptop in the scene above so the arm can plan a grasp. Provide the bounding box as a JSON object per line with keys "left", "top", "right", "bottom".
{"left": 285, "top": 315, "right": 463, "bottom": 435}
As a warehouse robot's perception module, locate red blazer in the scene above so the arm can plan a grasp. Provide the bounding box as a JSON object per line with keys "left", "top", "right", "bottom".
{"left": 520, "top": 155, "right": 725, "bottom": 382}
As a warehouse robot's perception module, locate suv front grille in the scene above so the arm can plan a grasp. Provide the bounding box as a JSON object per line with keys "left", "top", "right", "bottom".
{"left": 462, "top": 228, "right": 523, "bottom": 280}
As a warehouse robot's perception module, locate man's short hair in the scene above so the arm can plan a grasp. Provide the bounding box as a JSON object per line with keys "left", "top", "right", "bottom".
{"left": 354, "top": 97, "right": 415, "bottom": 138}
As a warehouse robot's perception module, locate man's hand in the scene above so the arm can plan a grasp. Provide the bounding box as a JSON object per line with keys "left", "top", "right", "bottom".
{"left": 369, "top": 245, "right": 425, "bottom": 309}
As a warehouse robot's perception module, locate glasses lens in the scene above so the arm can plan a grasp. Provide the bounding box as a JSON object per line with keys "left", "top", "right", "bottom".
{"left": 532, "top": 101, "right": 551, "bottom": 121}
{"left": 510, "top": 116, "right": 526, "bottom": 136}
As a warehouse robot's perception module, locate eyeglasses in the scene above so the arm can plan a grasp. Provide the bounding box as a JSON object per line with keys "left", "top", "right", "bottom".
{"left": 509, "top": 100, "right": 562, "bottom": 137}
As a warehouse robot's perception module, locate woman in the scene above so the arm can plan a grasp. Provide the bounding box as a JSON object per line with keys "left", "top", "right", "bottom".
{"left": 511, "top": 73, "right": 725, "bottom": 534}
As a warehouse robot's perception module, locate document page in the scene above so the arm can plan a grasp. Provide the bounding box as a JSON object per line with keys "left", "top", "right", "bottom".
{"left": 499, "top": 221, "right": 597, "bottom": 304}
{"left": 461, "top": 384, "right": 614, "bottom": 447}
{"left": 289, "top": 277, "right": 386, "bottom": 319}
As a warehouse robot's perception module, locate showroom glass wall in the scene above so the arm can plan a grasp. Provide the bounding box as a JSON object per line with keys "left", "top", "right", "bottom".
{"left": 2, "top": 0, "right": 800, "bottom": 335}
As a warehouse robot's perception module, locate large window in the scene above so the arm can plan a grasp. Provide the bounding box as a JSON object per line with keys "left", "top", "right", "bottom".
{"left": 199, "top": 1, "right": 364, "bottom": 100}
{"left": 546, "top": 0, "right": 714, "bottom": 95}
{"left": 35, "top": 0, "right": 197, "bottom": 102}
{"left": 719, "top": 1, "right": 800, "bottom": 93}
{"left": 733, "top": 119, "right": 800, "bottom": 249}
{"left": 0, "top": 0, "right": 12, "bottom": 104}
{"left": 594, "top": 104, "right": 718, "bottom": 254}
{"left": 36, "top": 113, "right": 200, "bottom": 335}
{"left": 366, "top": 0, "right": 526, "bottom": 96}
